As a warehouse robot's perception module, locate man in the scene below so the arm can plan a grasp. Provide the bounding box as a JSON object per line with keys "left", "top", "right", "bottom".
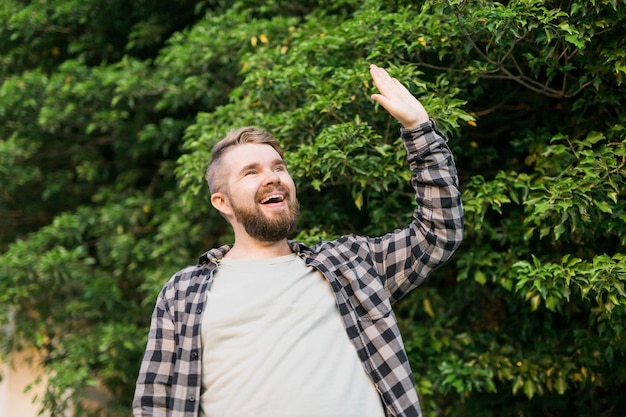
{"left": 132, "top": 64, "right": 463, "bottom": 417}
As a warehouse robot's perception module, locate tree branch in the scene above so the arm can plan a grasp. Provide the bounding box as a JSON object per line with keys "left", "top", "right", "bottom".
{"left": 448, "top": 3, "right": 591, "bottom": 99}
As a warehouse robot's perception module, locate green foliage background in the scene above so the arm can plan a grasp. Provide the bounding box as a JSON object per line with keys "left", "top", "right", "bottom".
{"left": 1, "top": 0, "right": 625, "bottom": 416}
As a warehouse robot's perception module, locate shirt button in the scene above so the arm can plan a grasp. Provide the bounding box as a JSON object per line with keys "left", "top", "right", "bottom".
{"left": 196, "top": 308, "right": 202, "bottom": 314}
{"left": 191, "top": 351, "right": 198, "bottom": 359}
{"left": 188, "top": 396, "right": 195, "bottom": 402}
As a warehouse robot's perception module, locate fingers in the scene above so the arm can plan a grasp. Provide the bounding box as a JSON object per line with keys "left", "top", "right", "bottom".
{"left": 370, "top": 65, "right": 413, "bottom": 104}
{"left": 370, "top": 64, "right": 398, "bottom": 97}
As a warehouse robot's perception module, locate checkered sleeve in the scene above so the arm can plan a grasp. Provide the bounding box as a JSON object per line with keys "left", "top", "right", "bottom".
{"left": 372, "top": 119, "right": 463, "bottom": 303}
{"left": 132, "top": 286, "right": 176, "bottom": 416}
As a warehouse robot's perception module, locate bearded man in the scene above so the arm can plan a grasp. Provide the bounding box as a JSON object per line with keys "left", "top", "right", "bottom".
{"left": 132, "top": 64, "right": 464, "bottom": 417}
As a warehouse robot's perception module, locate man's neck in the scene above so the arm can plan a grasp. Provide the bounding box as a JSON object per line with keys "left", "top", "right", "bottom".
{"left": 224, "top": 237, "right": 292, "bottom": 260}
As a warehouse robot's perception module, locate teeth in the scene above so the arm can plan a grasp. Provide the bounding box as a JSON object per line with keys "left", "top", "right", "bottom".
{"left": 261, "top": 194, "right": 284, "bottom": 204}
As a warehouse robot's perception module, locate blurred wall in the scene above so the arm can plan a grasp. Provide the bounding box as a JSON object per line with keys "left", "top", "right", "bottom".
{"left": 0, "top": 350, "right": 49, "bottom": 417}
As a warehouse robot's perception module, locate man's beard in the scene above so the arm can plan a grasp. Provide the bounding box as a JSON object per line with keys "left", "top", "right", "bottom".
{"left": 230, "top": 189, "right": 299, "bottom": 242}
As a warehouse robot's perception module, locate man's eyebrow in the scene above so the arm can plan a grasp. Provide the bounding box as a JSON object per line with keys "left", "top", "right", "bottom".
{"left": 237, "top": 162, "right": 259, "bottom": 175}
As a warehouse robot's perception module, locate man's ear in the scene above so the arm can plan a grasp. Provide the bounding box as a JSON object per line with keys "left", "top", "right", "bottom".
{"left": 211, "top": 192, "right": 233, "bottom": 217}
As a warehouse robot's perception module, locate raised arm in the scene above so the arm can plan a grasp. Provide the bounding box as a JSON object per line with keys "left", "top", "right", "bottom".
{"left": 368, "top": 64, "right": 464, "bottom": 303}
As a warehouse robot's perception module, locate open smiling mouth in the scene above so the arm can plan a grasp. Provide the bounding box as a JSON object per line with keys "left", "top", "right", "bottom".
{"left": 260, "top": 194, "right": 285, "bottom": 204}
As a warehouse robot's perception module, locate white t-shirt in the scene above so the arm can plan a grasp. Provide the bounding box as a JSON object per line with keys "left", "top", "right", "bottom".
{"left": 199, "top": 253, "right": 386, "bottom": 417}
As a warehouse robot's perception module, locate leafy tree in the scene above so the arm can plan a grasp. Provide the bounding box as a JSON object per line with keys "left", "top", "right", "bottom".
{"left": 1, "top": 1, "right": 624, "bottom": 416}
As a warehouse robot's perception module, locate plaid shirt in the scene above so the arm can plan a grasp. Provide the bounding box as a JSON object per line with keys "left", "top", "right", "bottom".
{"left": 132, "top": 120, "right": 463, "bottom": 417}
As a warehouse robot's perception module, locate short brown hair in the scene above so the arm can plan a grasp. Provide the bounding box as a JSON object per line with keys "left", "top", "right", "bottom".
{"left": 205, "top": 127, "right": 285, "bottom": 193}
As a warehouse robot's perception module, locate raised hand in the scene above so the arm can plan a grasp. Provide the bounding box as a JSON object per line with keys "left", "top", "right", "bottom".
{"left": 369, "top": 64, "right": 429, "bottom": 129}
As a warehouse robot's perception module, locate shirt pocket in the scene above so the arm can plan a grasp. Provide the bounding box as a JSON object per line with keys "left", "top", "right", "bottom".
{"left": 354, "top": 293, "right": 393, "bottom": 321}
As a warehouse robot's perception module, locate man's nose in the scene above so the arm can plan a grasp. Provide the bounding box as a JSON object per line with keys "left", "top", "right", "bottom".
{"left": 263, "top": 169, "right": 281, "bottom": 185}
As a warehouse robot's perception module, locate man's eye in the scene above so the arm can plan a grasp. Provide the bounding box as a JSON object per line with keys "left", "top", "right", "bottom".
{"left": 244, "top": 170, "right": 257, "bottom": 176}
{"left": 274, "top": 166, "right": 286, "bottom": 172}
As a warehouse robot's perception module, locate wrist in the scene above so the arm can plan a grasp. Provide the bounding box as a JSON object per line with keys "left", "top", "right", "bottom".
{"left": 402, "top": 118, "right": 433, "bottom": 131}
{"left": 401, "top": 115, "right": 430, "bottom": 130}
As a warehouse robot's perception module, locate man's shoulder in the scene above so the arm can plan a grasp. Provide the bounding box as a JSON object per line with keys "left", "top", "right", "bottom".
{"left": 173, "top": 263, "right": 212, "bottom": 279}
{"left": 160, "top": 262, "right": 214, "bottom": 296}
{"left": 291, "top": 234, "right": 372, "bottom": 261}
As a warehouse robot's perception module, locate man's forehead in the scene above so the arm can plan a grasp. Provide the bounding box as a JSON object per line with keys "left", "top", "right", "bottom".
{"left": 222, "top": 142, "right": 284, "bottom": 167}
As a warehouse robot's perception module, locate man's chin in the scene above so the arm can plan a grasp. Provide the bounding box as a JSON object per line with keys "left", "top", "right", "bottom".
{"left": 246, "top": 226, "right": 294, "bottom": 242}
{"left": 244, "top": 217, "right": 297, "bottom": 242}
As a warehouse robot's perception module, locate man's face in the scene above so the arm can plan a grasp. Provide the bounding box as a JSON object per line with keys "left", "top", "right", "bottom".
{"left": 215, "top": 143, "right": 298, "bottom": 242}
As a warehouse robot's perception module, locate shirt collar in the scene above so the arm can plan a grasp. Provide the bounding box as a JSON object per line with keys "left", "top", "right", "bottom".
{"left": 197, "top": 240, "right": 311, "bottom": 265}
